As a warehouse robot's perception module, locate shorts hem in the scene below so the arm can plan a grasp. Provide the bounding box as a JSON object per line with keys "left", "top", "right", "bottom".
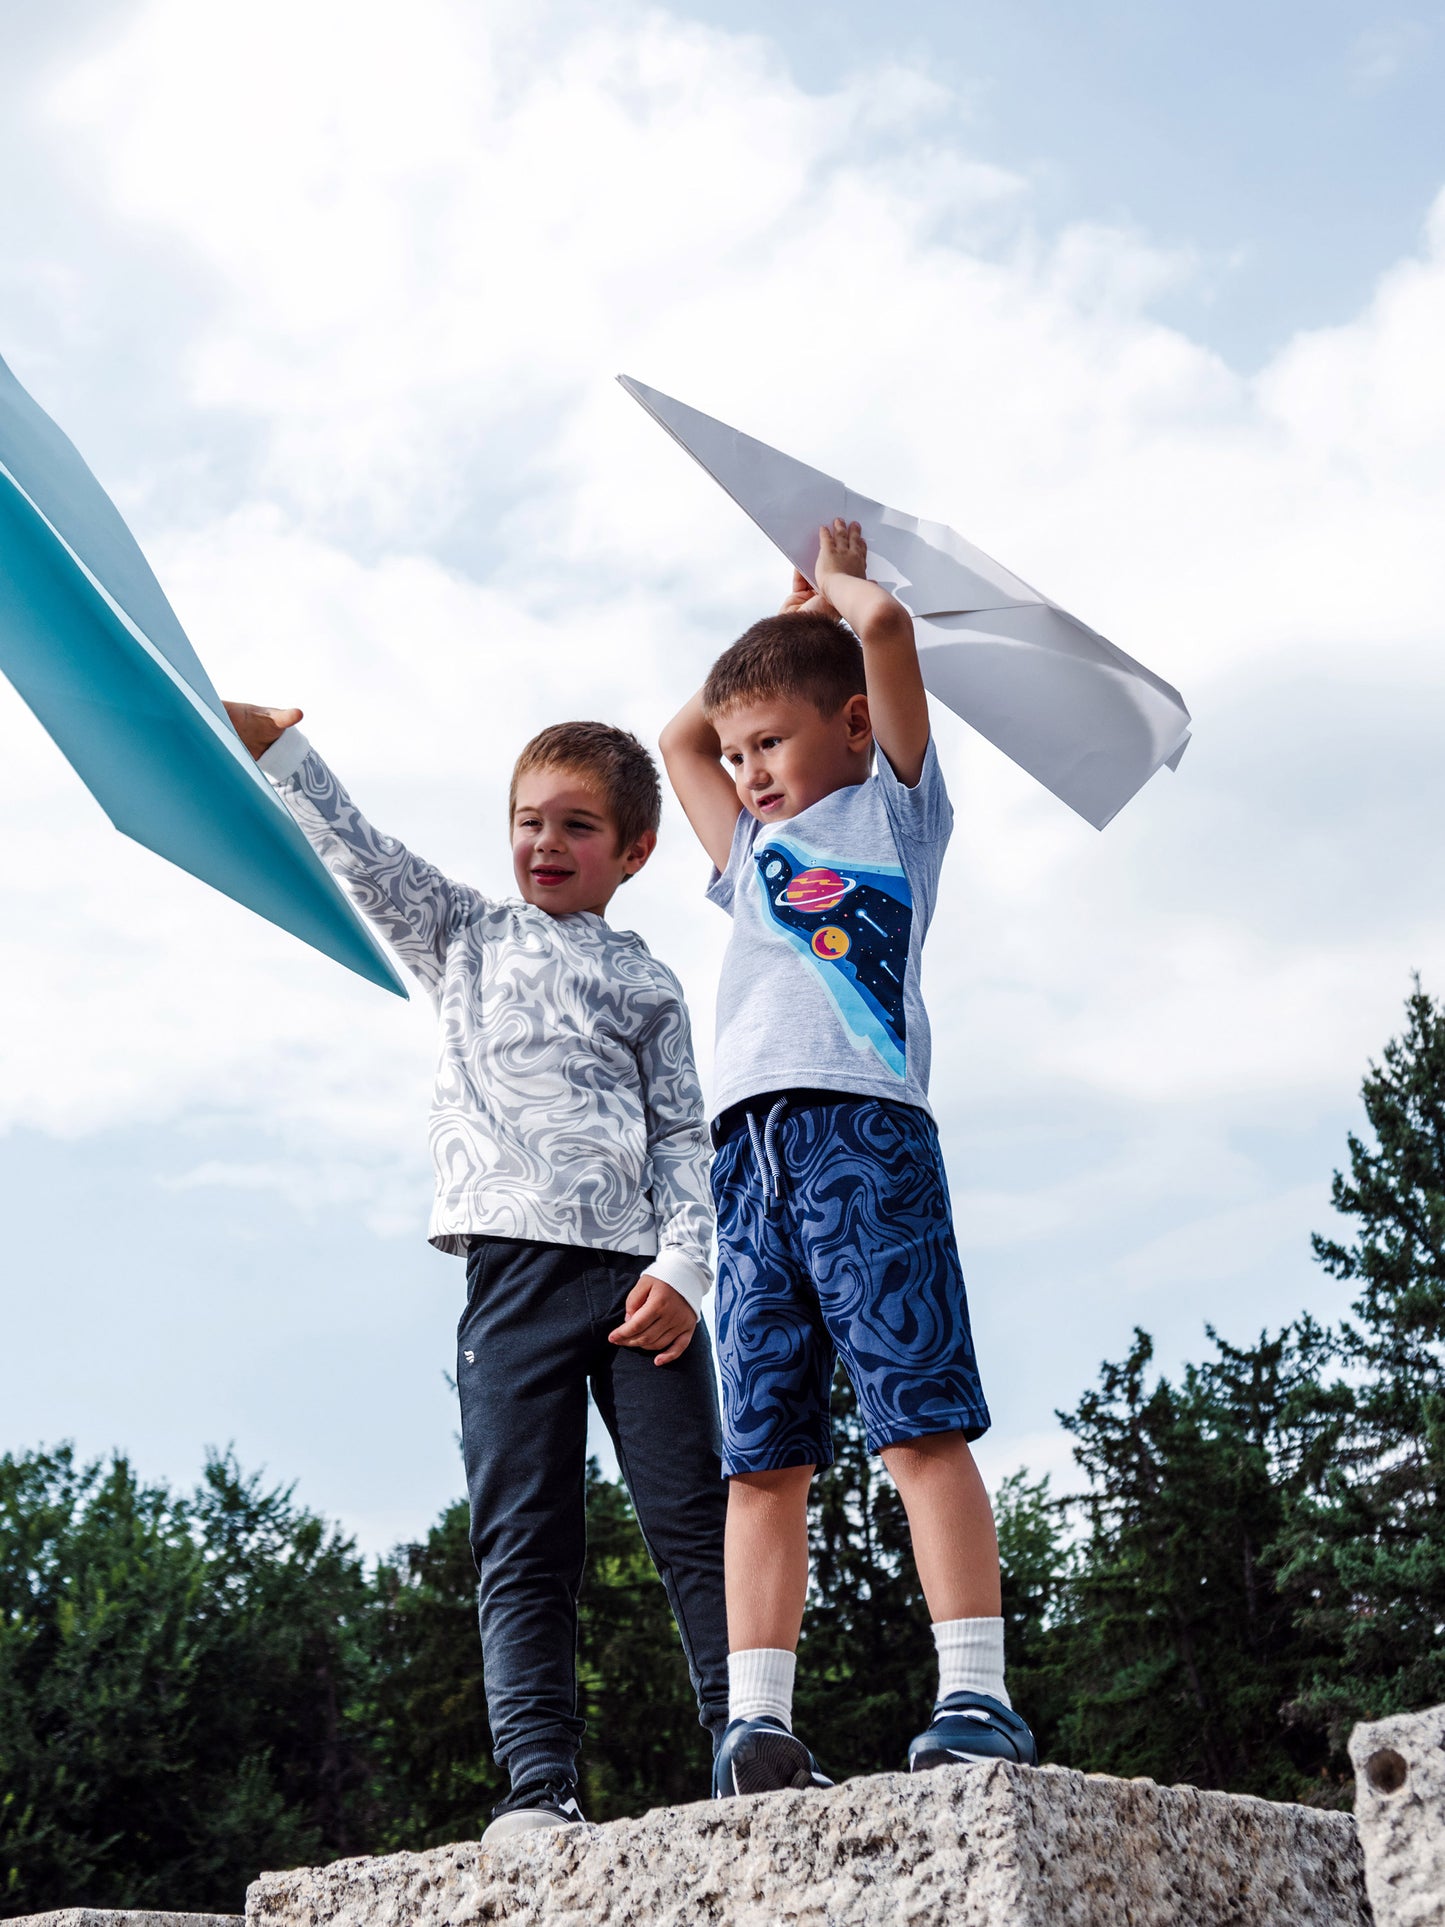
{"left": 722, "top": 1444, "right": 835, "bottom": 1477}
{"left": 868, "top": 1408, "right": 992, "bottom": 1453}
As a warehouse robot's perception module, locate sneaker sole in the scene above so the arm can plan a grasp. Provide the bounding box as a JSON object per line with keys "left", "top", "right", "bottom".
{"left": 909, "top": 1742, "right": 1036, "bottom": 1772}
{"left": 723, "top": 1727, "right": 830, "bottom": 1796}
{"left": 481, "top": 1809, "right": 583, "bottom": 1844}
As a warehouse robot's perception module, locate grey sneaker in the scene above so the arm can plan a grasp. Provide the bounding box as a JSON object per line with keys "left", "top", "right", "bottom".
{"left": 481, "top": 1777, "right": 586, "bottom": 1843}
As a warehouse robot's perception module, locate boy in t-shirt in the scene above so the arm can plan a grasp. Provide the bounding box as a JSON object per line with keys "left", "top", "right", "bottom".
{"left": 224, "top": 703, "right": 729, "bottom": 1837}
{"left": 660, "top": 519, "right": 1038, "bottom": 1795}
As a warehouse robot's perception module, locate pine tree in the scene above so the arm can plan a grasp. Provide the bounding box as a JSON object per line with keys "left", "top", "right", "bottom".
{"left": 1278, "top": 978, "right": 1445, "bottom": 1737}
{"left": 1055, "top": 1324, "right": 1335, "bottom": 1798}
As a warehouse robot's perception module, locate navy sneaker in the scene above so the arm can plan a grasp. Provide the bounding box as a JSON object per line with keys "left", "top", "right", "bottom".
{"left": 712, "top": 1715, "right": 833, "bottom": 1797}
{"left": 481, "top": 1776, "right": 586, "bottom": 1843}
{"left": 907, "top": 1691, "right": 1038, "bottom": 1771}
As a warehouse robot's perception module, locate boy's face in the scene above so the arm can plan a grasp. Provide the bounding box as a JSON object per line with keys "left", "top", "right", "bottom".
{"left": 715, "top": 692, "right": 872, "bottom": 825}
{"left": 511, "top": 765, "right": 655, "bottom": 918}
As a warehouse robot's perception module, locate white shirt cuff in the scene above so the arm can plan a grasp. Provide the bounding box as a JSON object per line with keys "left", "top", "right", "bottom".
{"left": 256, "top": 726, "right": 313, "bottom": 784}
{"left": 642, "top": 1247, "right": 713, "bottom": 1315}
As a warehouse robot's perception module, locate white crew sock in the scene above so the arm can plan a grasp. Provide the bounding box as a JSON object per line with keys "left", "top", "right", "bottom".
{"left": 728, "top": 1648, "right": 797, "bottom": 1729}
{"left": 933, "top": 1617, "right": 1010, "bottom": 1709}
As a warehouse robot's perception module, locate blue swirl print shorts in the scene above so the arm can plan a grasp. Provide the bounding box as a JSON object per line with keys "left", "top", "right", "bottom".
{"left": 711, "top": 1090, "right": 990, "bottom": 1474}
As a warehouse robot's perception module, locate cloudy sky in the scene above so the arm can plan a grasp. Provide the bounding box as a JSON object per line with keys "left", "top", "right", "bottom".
{"left": 3, "top": 0, "right": 1444, "bottom": 1554}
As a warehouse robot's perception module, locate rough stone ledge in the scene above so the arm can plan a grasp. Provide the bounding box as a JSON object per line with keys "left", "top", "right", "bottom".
{"left": 10, "top": 1913, "right": 243, "bottom": 1927}
{"left": 246, "top": 1760, "right": 1368, "bottom": 1927}
{"left": 1350, "top": 1701, "right": 1445, "bottom": 1927}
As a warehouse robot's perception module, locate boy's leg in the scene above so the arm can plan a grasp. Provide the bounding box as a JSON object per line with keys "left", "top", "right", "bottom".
{"left": 706, "top": 1112, "right": 835, "bottom": 1793}
{"left": 879, "top": 1432, "right": 1001, "bottom": 1622}
{"left": 724, "top": 1464, "right": 814, "bottom": 1650}
{"left": 786, "top": 1095, "right": 1035, "bottom": 1768}
{"left": 457, "top": 1237, "right": 596, "bottom": 1796}
{"left": 589, "top": 1263, "right": 731, "bottom": 1749}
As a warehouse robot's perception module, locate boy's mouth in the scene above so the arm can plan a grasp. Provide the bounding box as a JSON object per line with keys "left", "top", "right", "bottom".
{"left": 755, "top": 790, "right": 785, "bottom": 814}
{"left": 530, "top": 866, "right": 574, "bottom": 887}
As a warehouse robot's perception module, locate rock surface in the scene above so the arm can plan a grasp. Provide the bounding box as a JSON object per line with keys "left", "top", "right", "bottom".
{"left": 246, "top": 1761, "right": 1367, "bottom": 1927}
{"left": 12, "top": 1914, "right": 242, "bottom": 1927}
{"left": 1351, "top": 1701, "right": 1445, "bottom": 1927}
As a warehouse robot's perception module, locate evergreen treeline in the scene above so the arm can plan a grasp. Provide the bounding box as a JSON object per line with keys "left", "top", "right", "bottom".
{"left": 4, "top": 984, "right": 1443, "bottom": 1916}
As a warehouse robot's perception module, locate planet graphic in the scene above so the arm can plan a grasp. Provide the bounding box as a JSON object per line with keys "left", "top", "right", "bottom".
{"left": 780, "top": 865, "right": 856, "bottom": 913}
{"left": 811, "top": 925, "right": 850, "bottom": 961}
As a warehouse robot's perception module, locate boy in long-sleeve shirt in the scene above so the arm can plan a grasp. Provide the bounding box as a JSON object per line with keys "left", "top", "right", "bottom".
{"left": 225, "top": 704, "right": 729, "bottom": 1838}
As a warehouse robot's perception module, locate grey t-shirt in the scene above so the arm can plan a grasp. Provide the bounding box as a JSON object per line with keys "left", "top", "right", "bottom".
{"left": 706, "top": 737, "right": 953, "bottom": 1120}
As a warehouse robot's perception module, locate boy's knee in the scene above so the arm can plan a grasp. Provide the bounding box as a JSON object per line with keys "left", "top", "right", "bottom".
{"left": 881, "top": 1430, "right": 972, "bottom": 1479}
{"left": 729, "top": 1463, "right": 815, "bottom": 1506}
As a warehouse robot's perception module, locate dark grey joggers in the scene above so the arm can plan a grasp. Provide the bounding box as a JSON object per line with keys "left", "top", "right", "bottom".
{"left": 457, "top": 1236, "right": 730, "bottom": 1791}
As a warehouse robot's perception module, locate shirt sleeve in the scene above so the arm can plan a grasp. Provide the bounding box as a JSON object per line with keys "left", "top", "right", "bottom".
{"left": 874, "top": 735, "right": 953, "bottom": 931}
{"left": 634, "top": 967, "right": 715, "bottom": 1309}
{"left": 704, "top": 807, "right": 756, "bottom": 915}
{"left": 258, "top": 727, "right": 478, "bottom": 997}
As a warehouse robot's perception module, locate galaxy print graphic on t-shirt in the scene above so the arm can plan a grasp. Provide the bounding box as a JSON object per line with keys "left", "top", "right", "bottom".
{"left": 752, "top": 839, "right": 912, "bottom": 1078}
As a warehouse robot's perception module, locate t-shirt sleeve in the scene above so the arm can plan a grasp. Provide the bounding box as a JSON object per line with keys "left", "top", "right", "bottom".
{"left": 704, "top": 808, "right": 756, "bottom": 916}
{"left": 875, "top": 735, "right": 953, "bottom": 930}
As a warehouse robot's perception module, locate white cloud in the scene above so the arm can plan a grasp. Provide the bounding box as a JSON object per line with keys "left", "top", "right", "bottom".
{"left": 4, "top": 0, "right": 1445, "bottom": 1502}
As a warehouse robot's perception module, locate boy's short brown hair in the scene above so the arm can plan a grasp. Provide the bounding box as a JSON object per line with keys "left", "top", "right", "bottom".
{"left": 702, "top": 613, "right": 865, "bottom": 722}
{"left": 509, "top": 721, "right": 662, "bottom": 853}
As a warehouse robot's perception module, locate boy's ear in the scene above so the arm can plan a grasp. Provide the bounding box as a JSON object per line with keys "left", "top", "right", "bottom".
{"left": 843, "top": 692, "right": 873, "bottom": 750}
{"left": 620, "top": 827, "right": 658, "bottom": 880}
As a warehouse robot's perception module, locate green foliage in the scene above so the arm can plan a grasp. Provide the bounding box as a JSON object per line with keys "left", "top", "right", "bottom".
{"left": 992, "top": 1468, "right": 1073, "bottom": 1762}
{"left": 1052, "top": 1323, "right": 1340, "bottom": 1800}
{"left": 1279, "top": 977, "right": 1445, "bottom": 1738}
{"left": 0, "top": 1447, "right": 373, "bottom": 1917}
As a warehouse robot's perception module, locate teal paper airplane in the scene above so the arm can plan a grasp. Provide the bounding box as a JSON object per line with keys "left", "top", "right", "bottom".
{"left": 0, "top": 352, "right": 406, "bottom": 997}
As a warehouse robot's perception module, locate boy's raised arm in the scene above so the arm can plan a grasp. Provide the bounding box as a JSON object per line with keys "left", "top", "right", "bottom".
{"left": 224, "top": 698, "right": 466, "bottom": 993}
{"left": 813, "top": 519, "right": 930, "bottom": 787}
{"left": 659, "top": 690, "right": 740, "bottom": 875}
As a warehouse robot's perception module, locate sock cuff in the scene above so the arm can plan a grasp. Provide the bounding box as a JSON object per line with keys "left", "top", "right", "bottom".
{"left": 932, "top": 1615, "right": 1005, "bottom": 1653}
{"left": 728, "top": 1647, "right": 797, "bottom": 1730}
{"left": 932, "top": 1616, "right": 1009, "bottom": 1709}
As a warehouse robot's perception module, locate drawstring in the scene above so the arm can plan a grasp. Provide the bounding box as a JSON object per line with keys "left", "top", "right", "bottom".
{"left": 746, "top": 1096, "right": 790, "bottom": 1212}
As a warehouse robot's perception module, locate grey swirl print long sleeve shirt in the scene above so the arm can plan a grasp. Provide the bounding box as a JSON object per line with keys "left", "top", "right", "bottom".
{"left": 259, "top": 729, "right": 714, "bottom": 1308}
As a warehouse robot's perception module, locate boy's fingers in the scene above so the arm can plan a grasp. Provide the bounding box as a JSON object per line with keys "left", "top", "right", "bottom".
{"left": 609, "top": 1305, "right": 670, "bottom": 1346}
{"left": 653, "top": 1326, "right": 694, "bottom": 1366}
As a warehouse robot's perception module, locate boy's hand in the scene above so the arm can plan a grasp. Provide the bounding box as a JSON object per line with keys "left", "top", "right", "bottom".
{"left": 815, "top": 517, "right": 868, "bottom": 590}
{"left": 224, "top": 701, "right": 304, "bottom": 761}
{"left": 608, "top": 1275, "right": 697, "bottom": 1366}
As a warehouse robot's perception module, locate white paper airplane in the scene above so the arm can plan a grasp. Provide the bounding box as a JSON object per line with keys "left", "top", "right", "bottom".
{"left": 619, "top": 375, "right": 1191, "bottom": 829}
